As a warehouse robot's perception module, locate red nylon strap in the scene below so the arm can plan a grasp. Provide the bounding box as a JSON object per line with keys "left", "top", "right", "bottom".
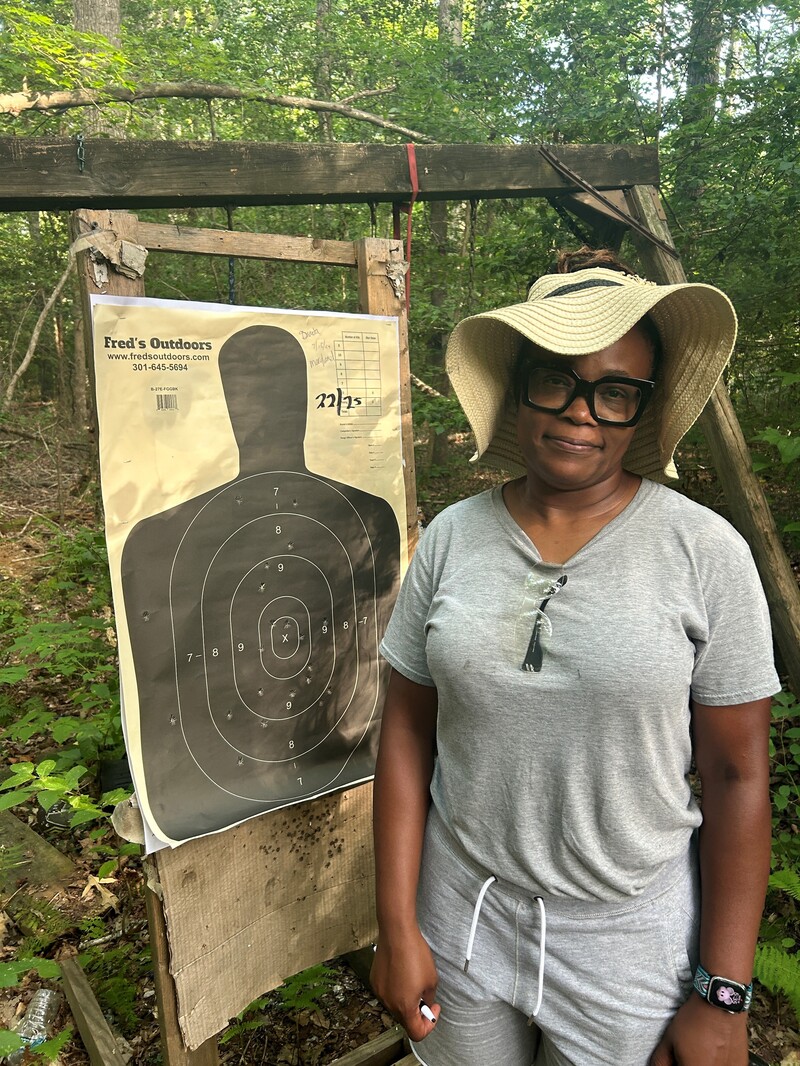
{"left": 391, "top": 143, "right": 420, "bottom": 312}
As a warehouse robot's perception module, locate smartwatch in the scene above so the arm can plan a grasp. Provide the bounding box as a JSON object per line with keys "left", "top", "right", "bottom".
{"left": 693, "top": 963, "right": 753, "bottom": 1013}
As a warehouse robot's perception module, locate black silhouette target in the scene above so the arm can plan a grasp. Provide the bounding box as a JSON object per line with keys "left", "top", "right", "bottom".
{"left": 119, "top": 324, "right": 401, "bottom": 842}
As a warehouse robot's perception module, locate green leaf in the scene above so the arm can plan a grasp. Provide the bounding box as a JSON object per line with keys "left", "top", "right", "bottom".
{"left": 0, "top": 769, "right": 35, "bottom": 790}
{"left": 0, "top": 958, "right": 60, "bottom": 988}
{"left": 37, "top": 1026, "right": 73, "bottom": 1062}
{"left": 0, "top": 665, "right": 29, "bottom": 684}
{"left": 37, "top": 790, "right": 65, "bottom": 811}
{"left": 0, "top": 789, "right": 34, "bottom": 810}
{"left": 68, "top": 808, "right": 102, "bottom": 828}
{"left": 50, "top": 719, "right": 77, "bottom": 743}
{"left": 0, "top": 1031, "right": 25, "bottom": 1055}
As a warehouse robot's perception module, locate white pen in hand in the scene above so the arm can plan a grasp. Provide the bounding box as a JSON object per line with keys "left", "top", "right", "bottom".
{"left": 419, "top": 1001, "right": 436, "bottom": 1023}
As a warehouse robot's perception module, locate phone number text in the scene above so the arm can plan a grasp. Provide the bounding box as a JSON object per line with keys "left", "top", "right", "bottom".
{"left": 132, "top": 363, "right": 189, "bottom": 372}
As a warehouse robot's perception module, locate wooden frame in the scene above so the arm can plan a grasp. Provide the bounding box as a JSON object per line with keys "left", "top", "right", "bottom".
{"left": 71, "top": 209, "right": 417, "bottom": 1063}
{"left": 8, "top": 139, "right": 796, "bottom": 691}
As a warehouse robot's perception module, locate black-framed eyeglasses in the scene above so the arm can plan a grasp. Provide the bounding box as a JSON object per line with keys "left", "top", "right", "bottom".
{"left": 521, "top": 363, "right": 655, "bottom": 427}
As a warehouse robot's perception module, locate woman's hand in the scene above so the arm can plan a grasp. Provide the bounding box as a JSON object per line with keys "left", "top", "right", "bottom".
{"left": 370, "top": 927, "right": 441, "bottom": 1042}
{"left": 648, "top": 995, "right": 749, "bottom": 1066}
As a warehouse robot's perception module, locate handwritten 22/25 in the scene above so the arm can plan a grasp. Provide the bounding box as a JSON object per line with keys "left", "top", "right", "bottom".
{"left": 315, "top": 388, "right": 363, "bottom": 415}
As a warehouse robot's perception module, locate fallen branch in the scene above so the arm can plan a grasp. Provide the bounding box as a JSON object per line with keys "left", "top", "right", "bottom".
{"left": 3, "top": 260, "right": 72, "bottom": 409}
{"left": 0, "top": 81, "right": 436, "bottom": 142}
{"left": 411, "top": 373, "right": 447, "bottom": 399}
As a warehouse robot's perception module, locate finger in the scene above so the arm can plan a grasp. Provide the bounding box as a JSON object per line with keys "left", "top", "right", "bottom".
{"left": 401, "top": 1008, "right": 435, "bottom": 1043}
{"left": 648, "top": 1042, "right": 671, "bottom": 1066}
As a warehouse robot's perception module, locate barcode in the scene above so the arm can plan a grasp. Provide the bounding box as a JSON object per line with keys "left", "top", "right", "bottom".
{"left": 156, "top": 394, "right": 178, "bottom": 411}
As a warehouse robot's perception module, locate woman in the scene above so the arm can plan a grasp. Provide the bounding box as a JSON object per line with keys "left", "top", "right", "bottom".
{"left": 371, "top": 249, "right": 779, "bottom": 1066}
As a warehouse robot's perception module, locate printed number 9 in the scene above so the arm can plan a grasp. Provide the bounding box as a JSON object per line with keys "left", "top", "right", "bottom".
{"left": 237, "top": 642, "right": 244, "bottom": 652}
{"left": 322, "top": 624, "right": 328, "bottom": 634}
{"left": 286, "top": 701, "right": 292, "bottom": 710}
{"left": 278, "top": 563, "right": 284, "bottom": 572}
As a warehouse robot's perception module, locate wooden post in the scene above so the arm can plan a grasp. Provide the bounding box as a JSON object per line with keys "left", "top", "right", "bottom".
{"left": 355, "top": 237, "right": 418, "bottom": 553}
{"left": 624, "top": 185, "right": 800, "bottom": 695}
{"left": 144, "top": 861, "right": 219, "bottom": 1066}
{"left": 69, "top": 209, "right": 147, "bottom": 436}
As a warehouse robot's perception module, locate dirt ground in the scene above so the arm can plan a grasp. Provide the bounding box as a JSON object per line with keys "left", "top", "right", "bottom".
{"left": 1, "top": 416, "right": 799, "bottom": 1065}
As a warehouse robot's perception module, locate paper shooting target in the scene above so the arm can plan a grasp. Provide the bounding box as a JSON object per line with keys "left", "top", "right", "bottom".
{"left": 119, "top": 325, "right": 401, "bottom": 843}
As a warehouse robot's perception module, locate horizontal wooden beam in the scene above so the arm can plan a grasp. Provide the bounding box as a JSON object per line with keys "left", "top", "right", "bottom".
{"left": 0, "top": 139, "right": 658, "bottom": 211}
{"left": 328, "top": 1026, "right": 406, "bottom": 1066}
{"left": 134, "top": 221, "right": 358, "bottom": 265}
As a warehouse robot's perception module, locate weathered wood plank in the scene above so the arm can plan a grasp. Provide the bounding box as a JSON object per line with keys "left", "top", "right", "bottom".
{"left": 328, "top": 1026, "right": 406, "bottom": 1066}
{"left": 355, "top": 237, "right": 418, "bottom": 554}
{"left": 0, "top": 809, "right": 76, "bottom": 896}
{"left": 625, "top": 184, "right": 800, "bottom": 696}
{"left": 70, "top": 210, "right": 146, "bottom": 444}
{"left": 134, "top": 222, "right": 358, "bottom": 265}
{"left": 60, "top": 957, "right": 130, "bottom": 1066}
{"left": 0, "top": 810, "right": 77, "bottom": 942}
{"left": 0, "top": 140, "right": 658, "bottom": 211}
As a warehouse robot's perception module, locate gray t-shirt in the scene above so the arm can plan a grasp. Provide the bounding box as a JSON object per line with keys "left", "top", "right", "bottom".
{"left": 380, "top": 479, "right": 779, "bottom": 902}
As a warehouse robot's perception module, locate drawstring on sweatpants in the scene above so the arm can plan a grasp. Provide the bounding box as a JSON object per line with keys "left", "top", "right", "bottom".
{"left": 528, "top": 895, "right": 547, "bottom": 1020}
{"left": 462, "top": 876, "right": 547, "bottom": 1020}
{"left": 463, "top": 875, "right": 496, "bottom": 974}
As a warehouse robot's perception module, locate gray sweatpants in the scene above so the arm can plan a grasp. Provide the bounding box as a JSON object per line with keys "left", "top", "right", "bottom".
{"left": 410, "top": 809, "right": 699, "bottom": 1066}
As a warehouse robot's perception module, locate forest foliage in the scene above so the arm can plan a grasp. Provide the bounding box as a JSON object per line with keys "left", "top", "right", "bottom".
{"left": 1, "top": 0, "right": 800, "bottom": 1044}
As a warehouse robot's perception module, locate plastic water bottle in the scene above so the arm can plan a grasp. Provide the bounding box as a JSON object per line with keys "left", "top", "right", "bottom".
{"left": 6, "top": 989, "right": 61, "bottom": 1066}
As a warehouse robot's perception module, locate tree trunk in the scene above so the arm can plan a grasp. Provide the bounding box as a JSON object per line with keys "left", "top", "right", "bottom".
{"left": 428, "top": 200, "right": 452, "bottom": 469}
{"left": 677, "top": 0, "right": 725, "bottom": 203}
{"left": 72, "top": 314, "right": 89, "bottom": 427}
{"left": 438, "top": 0, "right": 463, "bottom": 46}
{"left": 54, "top": 310, "right": 67, "bottom": 414}
{"left": 315, "top": 0, "right": 334, "bottom": 142}
{"left": 427, "top": 0, "right": 464, "bottom": 470}
{"left": 73, "top": 0, "right": 121, "bottom": 135}
{"left": 73, "top": 0, "right": 120, "bottom": 44}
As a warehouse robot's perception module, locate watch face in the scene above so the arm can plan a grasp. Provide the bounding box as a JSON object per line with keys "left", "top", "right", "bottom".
{"left": 708, "top": 976, "right": 747, "bottom": 1012}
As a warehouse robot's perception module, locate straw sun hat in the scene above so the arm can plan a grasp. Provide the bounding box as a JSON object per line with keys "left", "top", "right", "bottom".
{"left": 445, "top": 267, "right": 738, "bottom": 483}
